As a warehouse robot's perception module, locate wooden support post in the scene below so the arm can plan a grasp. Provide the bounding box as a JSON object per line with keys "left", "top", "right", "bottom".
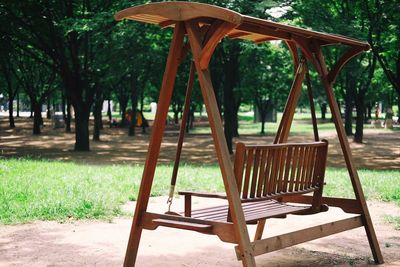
{"left": 274, "top": 59, "right": 306, "bottom": 144}
{"left": 305, "top": 64, "right": 319, "bottom": 141}
{"left": 123, "top": 22, "right": 186, "bottom": 267}
{"left": 236, "top": 216, "right": 364, "bottom": 258}
{"left": 313, "top": 47, "right": 384, "bottom": 264}
{"left": 185, "top": 20, "right": 256, "bottom": 267}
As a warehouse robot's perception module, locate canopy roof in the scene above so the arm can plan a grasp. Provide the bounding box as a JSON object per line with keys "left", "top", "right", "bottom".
{"left": 115, "top": 1, "right": 369, "bottom": 50}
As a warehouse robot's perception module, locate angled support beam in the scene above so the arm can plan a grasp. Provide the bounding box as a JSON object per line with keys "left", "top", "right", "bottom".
{"left": 199, "top": 20, "right": 237, "bottom": 70}
{"left": 123, "top": 22, "right": 186, "bottom": 267}
{"left": 274, "top": 59, "right": 307, "bottom": 144}
{"left": 285, "top": 40, "right": 299, "bottom": 72}
{"left": 327, "top": 46, "right": 365, "bottom": 84}
{"left": 313, "top": 46, "right": 384, "bottom": 264}
{"left": 185, "top": 20, "right": 256, "bottom": 267}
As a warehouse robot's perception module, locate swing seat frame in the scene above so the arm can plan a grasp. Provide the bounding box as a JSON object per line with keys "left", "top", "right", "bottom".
{"left": 114, "top": 2, "right": 384, "bottom": 266}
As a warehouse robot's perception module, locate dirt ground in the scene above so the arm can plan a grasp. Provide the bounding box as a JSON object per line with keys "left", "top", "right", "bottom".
{"left": 1, "top": 197, "right": 400, "bottom": 267}
{"left": 1, "top": 116, "right": 400, "bottom": 266}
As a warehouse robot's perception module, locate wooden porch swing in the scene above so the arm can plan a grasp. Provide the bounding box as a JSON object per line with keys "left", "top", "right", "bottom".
{"left": 114, "top": 2, "right": 384, "bottom": 266}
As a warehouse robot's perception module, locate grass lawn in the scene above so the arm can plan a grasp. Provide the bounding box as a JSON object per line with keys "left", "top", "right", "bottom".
{"left": 1, "top": 158, "right": 400, "bottom": 226}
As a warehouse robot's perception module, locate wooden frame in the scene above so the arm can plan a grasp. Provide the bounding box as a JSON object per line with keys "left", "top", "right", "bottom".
{"left": 115, "top": 2, "right": 383, "bottom": 266}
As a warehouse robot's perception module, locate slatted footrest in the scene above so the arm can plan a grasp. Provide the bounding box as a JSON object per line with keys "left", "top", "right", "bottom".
{"left": 152, "top": 218, "right": 213, "bottom": 233}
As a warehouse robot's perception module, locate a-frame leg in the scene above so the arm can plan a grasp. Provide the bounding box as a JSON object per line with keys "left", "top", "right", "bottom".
{"left": 254, "top": 220, "right": 266, "bottom": 241}
{"left": 123, "top": 22, "right": 186, "bottom": 267}
{"left": 185, "top": 20, "right": 256, "bottom": 267}
{"left": 314, "top": 48, "right": 384, "bottom": 264}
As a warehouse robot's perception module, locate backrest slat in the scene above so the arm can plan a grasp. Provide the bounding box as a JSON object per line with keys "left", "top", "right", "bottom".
{"left": 294, "top": 146, "right": 305, "bottom": 191}
{"left": 256, "top": 149, "right": 268, "bottom": 197}
{"left": 301, "top": 147, "right": 310, "bottom": 190}
{"left": 249, "top": 149, "right": 261, "bottom": 198}
{"left": 242, "top": 148, "right": 254, "bottom": 199}
{"left": 282, "top": 146, "right": 293, "bottom": 192}
{"left": 288, "top": 147, "right": 299, "bottom": 192}
{"left": 269, "top": 149, "right": 279, "bottom": 195}
{"left": 262, "top": 149, "right": 274, "bottom": 196}
{"left": 234, "top": 141, "right": 328, "bottom": 200}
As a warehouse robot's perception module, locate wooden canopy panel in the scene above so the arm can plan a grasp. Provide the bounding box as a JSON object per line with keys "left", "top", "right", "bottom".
{"left": 115, "top": 1, "right": 369, "bottom": 50}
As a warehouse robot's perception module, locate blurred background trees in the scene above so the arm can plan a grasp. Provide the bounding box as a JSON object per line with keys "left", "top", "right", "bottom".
{"left": 0, "top": 0, "right": 398, "bottom": 151}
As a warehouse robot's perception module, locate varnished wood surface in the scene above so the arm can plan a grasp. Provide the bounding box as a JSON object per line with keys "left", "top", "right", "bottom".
{"left": 115, "top": 2, "right": 369, "bottom": 49}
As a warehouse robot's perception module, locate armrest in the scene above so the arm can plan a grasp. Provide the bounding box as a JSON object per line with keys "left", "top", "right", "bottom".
{"left": 178, "top": 191, "right": 227, "bottom": 200}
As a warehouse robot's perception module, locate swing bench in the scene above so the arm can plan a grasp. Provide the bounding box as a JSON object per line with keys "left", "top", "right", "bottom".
{"left": 115, "top": 2, "right": 384, "bottom": 266}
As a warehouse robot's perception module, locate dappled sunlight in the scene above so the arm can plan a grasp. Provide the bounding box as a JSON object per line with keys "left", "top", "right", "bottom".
{"left": 1, "top": 116, "right": 399, "bottom": 169}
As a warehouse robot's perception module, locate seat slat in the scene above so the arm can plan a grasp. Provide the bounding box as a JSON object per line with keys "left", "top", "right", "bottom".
{"left": 187, "top": 199, "right": 312, "bottom": 222}
{"left": 181, "top": 141, "right": 328, "bottom": 224}
{"left": 152, "top": 219, "right": 213, "bottom": 232}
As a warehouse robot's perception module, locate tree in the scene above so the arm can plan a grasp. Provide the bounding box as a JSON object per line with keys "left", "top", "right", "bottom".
{"left": 14, "top": 52, "right": 56, "bottom": 134}
{"left": 0, "top": 39, "right": 19, "bottom": 128}
{"left": 1, "top": 0, "right": 117, "bottom": 150}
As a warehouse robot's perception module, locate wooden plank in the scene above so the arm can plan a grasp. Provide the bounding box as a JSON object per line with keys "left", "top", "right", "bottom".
{"left": 152, "top": 219, "right": 213, "bottom": 231}
{"left": 256, "top": 149, "right": 267, "bottom": 197}
{"left": 263, "top": 148, "right": 273, "bottom": 196}
{"left": 250, "top": 149, "right": 261, "bottom": 198}
{"left": 235, "top": 215, "right": 364, "bottom": 258}
{"left": 185, "top": 20, "right": 256, "bottom": 267}
{"left": 123, "top": 22, "right": 185, "bottom": 267}
{"left": 274, "top": 60, "right": 306, "bottom": 144}
{"left": 314, "top": 48, "right": 383, "bottom": 264}
{"left": 115, "top": 2, "right": 243, "bottom": 25}
{"left": 281, "top": 195, "right": 362, "bottom": 214}
{"left": 142, "top": 212, "right": 237, "bottom": 244}
{"left": 288, "top": 147, "right": 299, "bottom": 192}
{"left": 234, "top": 143, "right": 246, "bottom": 192}
{"left": 282, "top": 147, "right": 292, "bottom": 192}
{"left": 200, "top": 21, "right": 237, "bottom": 69}
{"left": 242, "top": 148, "right": 254, "bottom": 199}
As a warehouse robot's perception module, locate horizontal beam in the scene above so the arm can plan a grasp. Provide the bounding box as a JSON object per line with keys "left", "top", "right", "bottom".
{"left": 282, "top": 195, "right": 363, "bottom": 214}
{"left": 235, "top": 215, "right": 363, "bottom": 259}
{"left": 142, "top": 212, "right": 237, "bottom": 243}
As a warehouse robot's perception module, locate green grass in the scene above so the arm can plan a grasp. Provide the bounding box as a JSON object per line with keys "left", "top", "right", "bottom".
{"left": 385, "top": 215, "right": 400, "bottom": 230}
{"left": 1, "top": 159, "right": 400, "bottom": 224}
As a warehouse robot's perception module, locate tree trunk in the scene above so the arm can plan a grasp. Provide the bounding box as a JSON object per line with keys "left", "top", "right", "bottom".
{"left": 65, "top": 99, "right": 72, "bottom": 132}
{"left": 128, "top": 78, "right": 138, "bottom": 137}
{"left": 93, "top": 98, "right": 102, "bottom": 141}
{"left": 16, "top": 92, "right": 20, "bottom": 118}
{"left": 354, "top": 95, "right": 365, "bottom": 143}
{"left": 30, "top": 98, "right": 34, "bottom": 118}
{"left": 173, "top": 107, "right": 179, "bottom": 124}
{"left": 46, "top": 98, "right": 51, "bottom": 119}
{"left": 320, "top": 102, "right": 327, "bottom": 120}
{"left": 366, "top": 102, "right": 372, "bottom": 120}
{"left": 8, "top": 97, "right": 15, "bottom": 128}
{"left": 344, "top": 86, "right": 353, "bottom": 136}
{"left": 107, "top": 99, "right": 112, "bottom": 122}
{"left": 120, "top": 99, "right": 128, "bottom": 127}
{"left": 398, "top": 98, "right": 400, "bottom": 123}
{"left": 33, "top": 102, "right": 42, "bottom": 134}
{"left": 74, "top": 104, "right": 90, "bottom": 151}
